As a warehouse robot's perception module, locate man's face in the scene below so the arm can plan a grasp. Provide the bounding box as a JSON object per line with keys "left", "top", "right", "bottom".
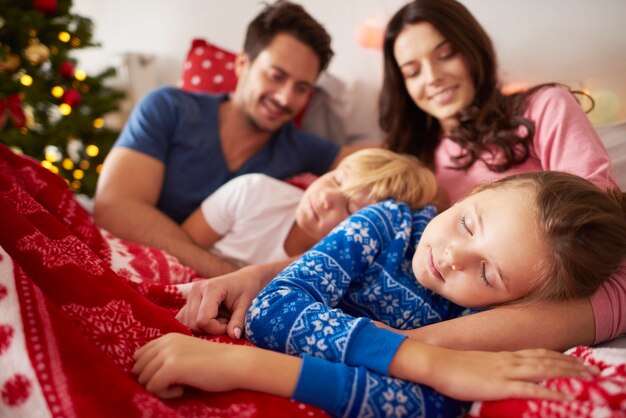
{"left": 233, "top": 33, "right": 320, "bottom": 132}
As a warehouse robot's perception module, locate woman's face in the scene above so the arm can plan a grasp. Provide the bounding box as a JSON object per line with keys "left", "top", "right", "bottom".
{"left": 394, "top": 22, "right": 476, "bottom": 132}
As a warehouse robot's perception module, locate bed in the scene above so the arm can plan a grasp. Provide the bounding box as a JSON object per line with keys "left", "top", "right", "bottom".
{"left": 2, "top": 39, "right": 626, "bottom": 416}
{"left": 1, "top": 137, "right": 625, "bottom": 417}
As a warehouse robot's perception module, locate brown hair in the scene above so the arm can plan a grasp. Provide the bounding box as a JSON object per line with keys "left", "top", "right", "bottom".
{"left": 379, "top": 0, "right": 589, "bottom": 172}
{"left": 338, "top": 148, "right": 437, "bottom": 210}
{"left": 244, "top": 0, "right": 334, "bottom": 73}
{"left": 475, "top": 171, "right": 626, "bottom": 303}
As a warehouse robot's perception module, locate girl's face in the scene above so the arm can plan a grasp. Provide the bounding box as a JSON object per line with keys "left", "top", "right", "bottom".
{"left": 412, "top": 186, "right": 549, "bottom": 308}
{"left": 394, "top": 22, "right": 476, "bottom": 132}
{"left": 295, "top": 169, "right": 376, "bottom": 241}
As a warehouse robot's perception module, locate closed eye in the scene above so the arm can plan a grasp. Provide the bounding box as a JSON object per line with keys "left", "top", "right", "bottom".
{"left": 480, "top": 263, "right": 492, "bottom": 287}
{"left": 460, "top": 215, "right": 473, "bottom": 236}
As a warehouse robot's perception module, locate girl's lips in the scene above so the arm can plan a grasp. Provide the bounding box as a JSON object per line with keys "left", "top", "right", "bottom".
{"left": 428, "top": 248, "right": 445, "bottom": 282}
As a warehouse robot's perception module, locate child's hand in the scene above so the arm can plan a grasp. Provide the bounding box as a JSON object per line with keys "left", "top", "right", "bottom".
{"left": 132, "top": 333, "right": 246, "bottom": 398}
{"left": 391, "top": 341, "right": 599, "bottom": 402}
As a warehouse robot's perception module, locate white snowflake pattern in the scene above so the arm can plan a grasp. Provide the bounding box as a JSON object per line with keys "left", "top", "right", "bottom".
{"left": 344, "top": 221, "right": 370, "bottom": 243}
{"left": 17, "top": 231, "right": 105, "bottom": 276}
{"left": 0, "top": 185, "right": 44, "bottom": 215}
{"left": 62, "top": 300, "right": 161, "bottom": 371}
{"left": 381, "top": 387, "right": 410, "bottom": 417}
{"left": 379, "top": 295, "right": 400, "bottom": 314}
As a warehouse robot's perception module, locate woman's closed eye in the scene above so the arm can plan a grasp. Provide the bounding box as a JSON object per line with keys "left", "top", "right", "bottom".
{"left": 437, "top": 44, "right": 456, "bottom": 60}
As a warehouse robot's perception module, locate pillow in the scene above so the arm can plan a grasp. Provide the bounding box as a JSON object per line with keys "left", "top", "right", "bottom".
{"left": 179, "top": 38, "right": 308, "bottom": 127}
{"left": 179, "top": 38, "right": 238, "bottom": 93}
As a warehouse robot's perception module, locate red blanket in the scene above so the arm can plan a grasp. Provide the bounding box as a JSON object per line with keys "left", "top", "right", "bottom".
{"left": 0, "top": 144, "right": 327, "bottom": 417}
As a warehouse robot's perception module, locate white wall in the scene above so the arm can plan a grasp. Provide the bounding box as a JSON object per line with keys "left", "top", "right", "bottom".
{"left": 72, "top": 0, "right": 626, "bottom": 128}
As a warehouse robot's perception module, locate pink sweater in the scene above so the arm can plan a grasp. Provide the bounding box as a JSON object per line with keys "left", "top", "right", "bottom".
{"left": 435, "top": 86, "right": 625, "bottom": 343}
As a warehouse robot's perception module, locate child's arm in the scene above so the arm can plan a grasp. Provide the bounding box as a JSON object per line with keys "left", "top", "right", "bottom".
{"left": 133, "top": 333, "right": 300, "bottom": 398}
{"left": 181, "top": 207, "right": 223, "bottom": 248}
{"left": 133, "top": 333, "right": 597, "bottom": 415}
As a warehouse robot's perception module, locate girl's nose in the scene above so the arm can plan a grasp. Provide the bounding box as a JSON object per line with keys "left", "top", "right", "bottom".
{"left": 444, "top": 244, "right": 467, "bottom": 271}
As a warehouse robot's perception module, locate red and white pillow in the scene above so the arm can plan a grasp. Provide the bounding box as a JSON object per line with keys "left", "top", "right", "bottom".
{"left": 179, "top": 38, "right": 238, "bottom": 93}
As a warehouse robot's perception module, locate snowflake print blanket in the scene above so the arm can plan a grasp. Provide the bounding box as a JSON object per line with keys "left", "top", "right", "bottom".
{"left": 0, "top": 144, "right": 326, "bottom": 418}
{"left": 0, "top": 143, "right": 625, "bottom": 418}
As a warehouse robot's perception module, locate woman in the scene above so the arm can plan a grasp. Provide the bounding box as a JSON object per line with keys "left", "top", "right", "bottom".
{"left": 378, "top": 0, "right": 624, "bottom": 349}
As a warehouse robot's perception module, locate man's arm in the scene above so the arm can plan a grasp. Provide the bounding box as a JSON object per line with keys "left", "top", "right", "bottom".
{"left": 404, "top": 298, "right": 595, "bottom": 351}
{"left": 93, "top": 147, "right": 236, "bottom": 278}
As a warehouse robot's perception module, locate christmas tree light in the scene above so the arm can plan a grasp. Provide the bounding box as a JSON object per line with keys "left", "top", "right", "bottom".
{"left": 0, "top": 0, "right": 124, "bottom": 196}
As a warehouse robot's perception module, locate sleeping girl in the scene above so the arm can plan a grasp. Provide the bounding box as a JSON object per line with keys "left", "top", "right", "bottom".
{"left": 134, "top": 170, "right": 625, "bottom": 417}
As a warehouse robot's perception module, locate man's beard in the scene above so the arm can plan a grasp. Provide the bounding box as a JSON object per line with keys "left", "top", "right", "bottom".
{"left": 245, "top": 96, "right": 294, "bottom": 133}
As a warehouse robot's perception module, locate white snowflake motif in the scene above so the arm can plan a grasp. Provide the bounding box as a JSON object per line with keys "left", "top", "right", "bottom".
{"left": 62, "top": 300, "right": 161, "bottom": 371}
{"left": 345, "top": 221, "right": 370, "bottom": 243}
{"left": 379, "top": 294, "right": 400, "bottom": 314}
{"left": 381, "top": 387, "right": 410, "bottom": 417}
{"left": 319, "top": 272, "right": 337, "bottom": 294}
{"left": 394, "top": 219, "right": 411, "bottom": 241}
{"left": 362, "top": 239, "right": 378, "bottom": 263}
{"left": 305, "top": 334, "right": 329, "bottom": 352}
{"left": 17, "top": 231, "right": 105, "bottom": 276}
{"left": 362, "top": 280, "right": 382, "bottom": 302}
{"left": 0, "top": 184, "right": 44, "bottom": 215}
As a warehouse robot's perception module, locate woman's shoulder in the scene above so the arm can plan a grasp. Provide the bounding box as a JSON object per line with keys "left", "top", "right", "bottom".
{"left": 525, "top": 85, "right": 584, "bottom": 114}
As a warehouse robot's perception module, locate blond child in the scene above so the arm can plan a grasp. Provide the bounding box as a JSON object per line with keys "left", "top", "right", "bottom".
{"left": 181, "top": 148, "right": 437, "bottom": 267}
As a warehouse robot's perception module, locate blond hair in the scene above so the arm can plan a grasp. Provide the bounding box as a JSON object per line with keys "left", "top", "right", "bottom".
{"left": 337, "top": 148, "right": 437, "bottom": 210}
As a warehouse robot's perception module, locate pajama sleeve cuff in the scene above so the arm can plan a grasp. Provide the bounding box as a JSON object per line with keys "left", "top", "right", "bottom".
{"left": 346, "top": 322, "right": 407, "bottom": 374}
{"left": 292, "top": 354, "right": 350, "bottom": 415}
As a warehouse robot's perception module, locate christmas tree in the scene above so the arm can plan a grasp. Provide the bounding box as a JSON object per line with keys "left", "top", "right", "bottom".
{"left": 0, "top": 0, "right": 124, "bottom": 196}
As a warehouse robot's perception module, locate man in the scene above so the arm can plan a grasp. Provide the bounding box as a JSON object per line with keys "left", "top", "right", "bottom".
{"left": 94, "top": 1, "right": 357, "bottom": 277}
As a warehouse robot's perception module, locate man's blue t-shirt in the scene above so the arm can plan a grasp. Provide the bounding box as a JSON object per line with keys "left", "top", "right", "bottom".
{"left": 114, "top": 86, "right": 340, "bottom": 223}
